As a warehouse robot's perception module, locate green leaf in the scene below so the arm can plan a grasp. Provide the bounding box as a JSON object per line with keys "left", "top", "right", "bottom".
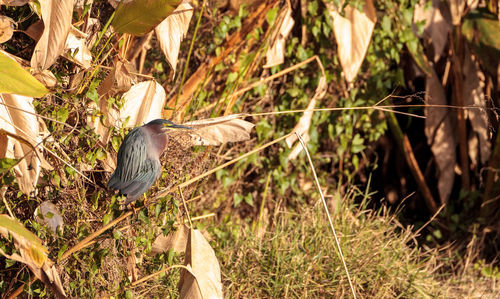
{"left": 462, "top": 10, "right": 500, "bottom": 76}
{"left": 0, "top": 52, "right": 48, "bottom": 97}
{"left": 0, "top": 158, "right": 19, "bottom": 175}
{"left": 233, "top": 193, "right": 243, "bottom": 207}
{"left": 405, "top": 38, "right": 432, "bottom": 76}
{"left": 0, "top": 215, "right": 48, "bottom": 262}
{"left": 112, "top": 0, "right": 182, "bottom": 35}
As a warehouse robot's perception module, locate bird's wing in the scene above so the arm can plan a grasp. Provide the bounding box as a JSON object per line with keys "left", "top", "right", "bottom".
{"left": 108, "top": 127, "right": 158, "bottom": 190}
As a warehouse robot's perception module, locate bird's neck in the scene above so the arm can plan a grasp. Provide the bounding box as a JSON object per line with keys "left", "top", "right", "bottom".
{"left": 144, "top": 124, "right": 168, "bottom": 157}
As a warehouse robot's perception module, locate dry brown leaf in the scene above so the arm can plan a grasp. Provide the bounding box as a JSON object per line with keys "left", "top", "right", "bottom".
{"left": 0, "top": 214, "right": 67, "bottom": 298}
{"left": 33, "top": 69, "right": 58, "bottom": 88}
{"left": 327, "top": 0, "right": 376, "bottom": 82}
{"left": 34, "top": 201, "right": 64, "bottom": 234}
{"left": 413, "top": 0, "right": 451, "bottom": 62}
{"left": 425, "top": 67, "right": 456, "bottom": 203}
{"left": 64, "top": 27, "right": 92, "bottom": 69}
{"left": 180, "top": 114, "right": 254, "bottom": 146}
{"left": 25, "top": 19, "right": 44, "bottom": 41}
{"left": 179, "top": 229, "right": 223, "bottom": 299}
{"left": 462, "top": 50, "right": 491, "bottom": 165}
{"left": 0, "top": 93, "right": 46, "bottom": 195}
{"left": 0, "top": 0, "right": 30, "bottom": 5}
{"left": 155, "top": 1, "right": 193, "bottom": 74}
{"left": 263, "top": 0, "right": 294, "bottom": 68}
{"left": 151, "top": 224, "right": 189, "bottom": 254}
{"left": 107, "top": 0, "right": 120, "bottom": 8}
{"left": 0, "top": 15, "right": 14, "bottom": 43}
{"left": 31, "top": 0, "right": 74, "bottom": 71}
{"left": 120, "top": 80, "right": 167, "bottom": 128}
{"left": 449, "top": 0, "right": 465, "bottom": 25}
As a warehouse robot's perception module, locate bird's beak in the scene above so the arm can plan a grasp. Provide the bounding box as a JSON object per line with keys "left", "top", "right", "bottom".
{"left": 161, "top": 123, "right": 193, "bottom": 132}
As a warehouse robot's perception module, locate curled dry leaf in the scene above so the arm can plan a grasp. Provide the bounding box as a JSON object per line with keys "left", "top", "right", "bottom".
{"left": 425, "top": 67, "right": 456, "bottom": 204}
{"left": 34, "top": 201, "right": 64, "bottom": 234}
{"left": 179, "top": 229, "right": 223, "bottom": 299}
{"left": 64, "top": 27, "right": 92, "bottom": 69}
{"left": 31, "top": 0, "right": 74, "bottom": 72}
{"left": 0, "top": 15, "right": 14, "bottom": 43}
{"left": 180, "top": 114, "right": 255, "bottom": 146}
{"left": 413, "top": 0, "right": 452, "bottom": 62}
{"left": 0, "top": 93, "right": 47, "bottom": 194}
{"left": 151, "top": 224, "right": 189, "bottom": 254}
{"left": 0, "top": 214, "right": 67, "bottom": 298}
{"left": 326, "top": 0, "right": 376, "bottom": 82}
{"left": 462, "top": 50, "right": 491, "bottom": 165}
{"left": 155, "top": 1, "right": 193, "bottom": 74}
{"left": 263, "top": 0, "right": 294, "bottom": 68}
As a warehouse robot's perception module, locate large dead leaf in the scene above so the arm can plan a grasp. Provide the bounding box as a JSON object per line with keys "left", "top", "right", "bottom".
{"left": 179, "top": 229, "right": 223, "bottom": 299}
{"left": 155, "top": 1, "right": 193, "bottom": 74}
{"left": 179, "top": 114, "right": 255, "bottom": 146}
{"left": 64, "top": 27, "right": 92, "bottom": 69}
{"left": 0, "top": 15, "right": 14, "bottom": 43}
{"left": 151, "top": 224, "right": 189, "bottom": 254}
{"left": 0, "top": 214, "right": 67, "bottom": 298}
{"left": 263, "top": 1, "right": 294, "bottom": 68}
{"left": 0, "top": 93, "right": 47, "bottom": 194}
{"left": 462, "top": 50, "right": 491, "bottom": 165}
{"left": 413, "top": 0, "right": 452, "bottom": 62}
{"left": 119, "top": 80, "right": 167, "bottom": 128}
{"left": 327, "top": 0, "right": 376, "bottom": 82}
{"left": 425, "top": 67, "right": 456, "bottom": 204}
{"left": 31, "top": 0, "right": 74, "bottom": 71}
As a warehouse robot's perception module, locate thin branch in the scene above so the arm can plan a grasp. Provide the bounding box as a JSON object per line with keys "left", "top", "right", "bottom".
{"left": 131, "top": 264, "right": 191, "bottom": 287}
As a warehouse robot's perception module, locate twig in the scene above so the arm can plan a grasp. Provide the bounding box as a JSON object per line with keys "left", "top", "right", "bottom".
{"left": 178, "top": 186, "right": 193, "bottom": 228}
{"left": 230, "top": 55, "right": 318, "bottom": 99}
{"left": 131, "top": 264, "right": 191, "bottom": 287}
{"left": 188, "top": 213, "right": 216, "bottom": 222}
{"left": 1, "top": 187, "right": 14, "bottom": 218}
{"left": 414, "top": 204, "right": 446, "bottom": 237}
{"left": 295, "top": 132, "right": 357, "bottom": 299}
{"left": 59, "top": 211, "right": 133, "bottom": 261}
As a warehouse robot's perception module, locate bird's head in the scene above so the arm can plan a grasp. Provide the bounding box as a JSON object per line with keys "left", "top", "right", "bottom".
{"left": 145, "top": 119, "right": 193, "bottom": 133}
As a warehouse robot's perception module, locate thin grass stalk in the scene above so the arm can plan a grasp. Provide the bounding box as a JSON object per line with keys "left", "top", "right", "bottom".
{"left": 295, "top": 132, "right": 357, "bottom": 299}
